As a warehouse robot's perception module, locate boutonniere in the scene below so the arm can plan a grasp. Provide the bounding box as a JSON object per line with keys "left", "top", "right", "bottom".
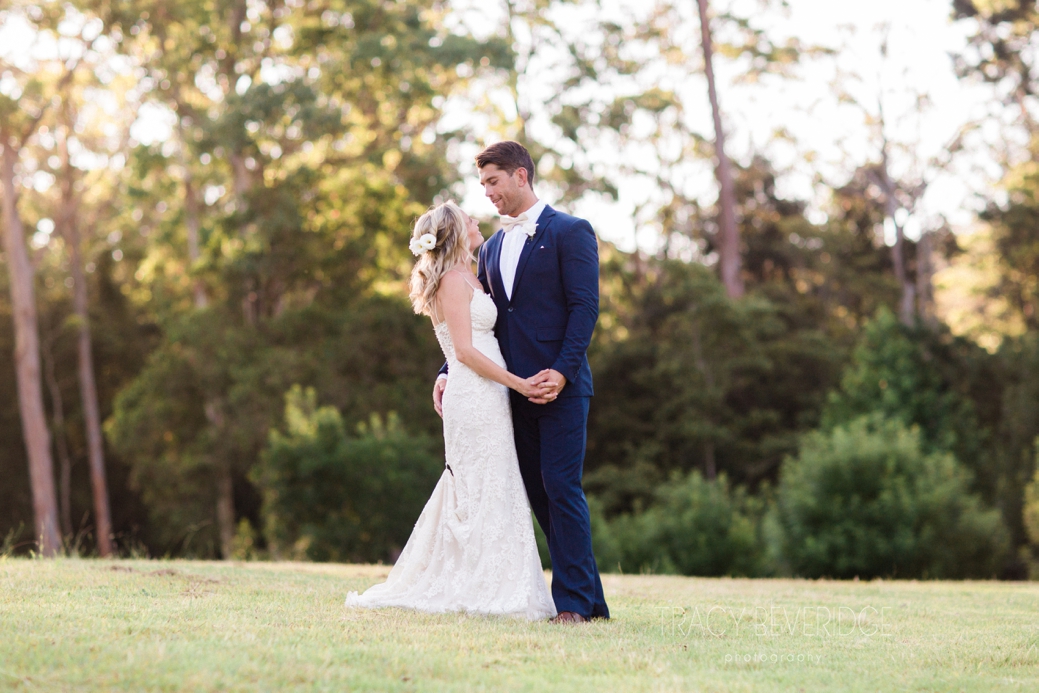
{"left": 525, "top": 223, "right": 538, "bottom": 240}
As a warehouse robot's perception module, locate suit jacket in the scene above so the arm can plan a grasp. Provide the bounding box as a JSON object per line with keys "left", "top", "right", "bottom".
{"left": 439, "top": 205, "right": 598, "bottom": 397}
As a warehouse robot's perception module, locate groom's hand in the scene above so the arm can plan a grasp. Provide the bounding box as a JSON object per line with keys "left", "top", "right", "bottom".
{"left": 528, "top": 369, "right": 566, "bottom": 404}
{"left": 433, "top": 378, "right": 446, "bottom": 417}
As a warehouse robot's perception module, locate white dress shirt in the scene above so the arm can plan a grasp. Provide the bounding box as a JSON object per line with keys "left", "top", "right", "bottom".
{"left": 499, "top": 198, "right": 547, "bottom": 300}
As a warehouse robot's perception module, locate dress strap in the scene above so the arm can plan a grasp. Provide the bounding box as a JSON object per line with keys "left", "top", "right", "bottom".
{"left": 450, "top": 268, "right": 482, "bottom": 293}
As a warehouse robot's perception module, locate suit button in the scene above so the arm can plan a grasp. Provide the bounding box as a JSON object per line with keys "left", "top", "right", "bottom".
{"left": 508, "top": 307, "right": 514, "bottom": 312}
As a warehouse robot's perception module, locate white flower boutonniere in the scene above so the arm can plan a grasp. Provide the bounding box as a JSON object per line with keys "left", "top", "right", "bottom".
{"left": 409, "top": 233, "right": 437, "bottom": 256}
{"left": 525, "top": 223, "right": 538, "bottom": 239}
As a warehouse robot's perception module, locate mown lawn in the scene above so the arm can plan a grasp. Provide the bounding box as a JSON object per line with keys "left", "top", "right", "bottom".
{"left": 1, "top": 559, "right": 1037, "bottom": 691}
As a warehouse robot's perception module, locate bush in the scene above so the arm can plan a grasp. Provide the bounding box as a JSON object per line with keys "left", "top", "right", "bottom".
{"left": 252, "top": 386, "right": 442, "bottom": 562}
{"left": 1022, "top": 457, "right": 1039, "bottom": 578}
{"left": 594, "top": 471, "right": 766, "bottom": 577}
{"left": 822, "top": 308, "right": 985, "bottom": 479}
{"left": 769, "top": 415, "right": 1009, "bottom": 579}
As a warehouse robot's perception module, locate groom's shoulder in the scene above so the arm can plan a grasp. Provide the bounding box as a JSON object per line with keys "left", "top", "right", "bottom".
{"left": 545, "top": 206, "right": 592, "bottom": 232}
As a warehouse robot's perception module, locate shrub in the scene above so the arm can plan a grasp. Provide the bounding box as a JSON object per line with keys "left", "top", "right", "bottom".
{"left": 769, "top": 415, "right": 1008, "bottom": 579}
{"left": 252, "top": 386, "right": 442, "bottom": 562}
{"left": 594, "top": 471, "right": 765, "bottom": 577}
{"left": 1022, "top": 457, "right": 1039, "bottom": 578}
{"left": 822, "top": 308, "right": 985, "bottom": 477}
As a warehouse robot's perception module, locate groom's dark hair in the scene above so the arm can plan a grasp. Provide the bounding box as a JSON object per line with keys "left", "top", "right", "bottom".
{"left": 476, "top": 141, "right": 536, "bottom": 186}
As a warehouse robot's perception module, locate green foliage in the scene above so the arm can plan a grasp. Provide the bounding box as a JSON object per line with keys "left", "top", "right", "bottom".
{"left": 984, "top": 334, "right": 1039, "bottom": 551}
{"left": 3, "top": 0, "right": 1038, "bottom": 574}
{"left": 1021, "top": 448, "right": 1039, "bottom": 577}
{"left": 822, "top": 308, "right": 997, "bottom": 497}
{"left": 594, "top": 472, "right": 765, "bottom": 577}
{"left": 587, "top": 256, "right": 841, "bottom": 513}
{"left": 252, "top": 386, "right": 441, "bottom": 563}
{"left": 105, "top": 292, "right": 444, "bottom": 556}
{"left": 770, "top": 415, "right": 1008, "bottom": 579}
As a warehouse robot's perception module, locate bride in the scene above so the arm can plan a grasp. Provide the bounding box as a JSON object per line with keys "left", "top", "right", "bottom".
{"left": 345, "top": 201, "right": 557, "bottom": 620}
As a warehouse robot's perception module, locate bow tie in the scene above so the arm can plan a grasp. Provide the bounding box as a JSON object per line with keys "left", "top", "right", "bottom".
{"left": 501, "top": 213, "right": 535, "bottom": 234}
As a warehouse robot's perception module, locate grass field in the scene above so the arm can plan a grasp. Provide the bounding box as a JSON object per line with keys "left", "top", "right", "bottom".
{"left": 1, "top": 559, "right": 1038, "bottom": 692}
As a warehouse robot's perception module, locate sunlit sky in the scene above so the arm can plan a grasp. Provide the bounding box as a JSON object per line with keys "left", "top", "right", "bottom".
{"left": 0, "top": 0, "right": 1007, "bottom": 253}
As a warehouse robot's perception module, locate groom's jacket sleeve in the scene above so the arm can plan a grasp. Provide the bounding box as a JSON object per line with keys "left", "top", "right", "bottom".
{"left": 551, "top": 219, "right": 599, "bottom": 385}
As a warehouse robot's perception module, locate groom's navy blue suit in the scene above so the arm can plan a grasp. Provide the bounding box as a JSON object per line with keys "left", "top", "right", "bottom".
{"left": 443, "top": 204, "right": 609, "bottom": 619}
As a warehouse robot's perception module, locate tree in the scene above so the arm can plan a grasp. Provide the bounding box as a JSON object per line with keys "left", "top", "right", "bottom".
{"left": 952, "top": 0, "right": 1039, "bottom": 132}
{"left": 696, "top": 0, "right": 742, "bottom": 298}
{"left": 587, "top": 252, "right": 841, "bottom": 514}
{"left": 828, "top": 27, "right": 972, "bottom": 327}
{"left": 43, "top": 38, "right": 124, "bottom": 556}
{"left": 770, "top": 415, "right": 1008, "bottom": 579}
{"left": 1, "top": 121, "right": 61, "bottom": 556}
{"left": 0, "top": 2, "right": 78, "bottom": 555}
{"left": 822, "top": 308, "right": 988, "bottom": 492}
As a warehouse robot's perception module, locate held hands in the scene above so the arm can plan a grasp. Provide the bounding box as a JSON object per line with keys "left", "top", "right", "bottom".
{"left": 438, "top": 368, "right": 567, "bottom": 413}
{"left": 525, "top": 369, "right": 567, "bottom": 405}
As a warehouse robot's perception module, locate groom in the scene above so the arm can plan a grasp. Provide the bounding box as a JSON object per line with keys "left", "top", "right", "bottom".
{"left": 434, "top": 141, "right": 609, "bottom": 622}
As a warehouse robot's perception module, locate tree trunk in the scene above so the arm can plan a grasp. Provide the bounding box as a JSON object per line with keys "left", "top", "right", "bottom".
{"left": 215, "top": 467, "right": 235, "bottom": 560}
{"left": 204, "top": 401, "right": 236, "bottom": 559}
{"left": 689, "top": 308, "right": 719, "bottom": 480}
{"left": 176, "top": 119, "right": 208, "bottom": 309}
{"left": 696, "top": 0, "right": 743, "bottom": 299}
{"left": 877, "top": 149, "right": 915, "bottom": 325}
{"left": 58, "top": 133, "right": 114, "bottom": 558}
{"left": 703, "top": 442, "right": 717, "bottom": 481}
{"left": 916, "top": 230, "right": 936, "bottom": 327}
{"left": 1, "top": 141, "right": 61, "bottom": 556}
{"left": 41, "top": 331, "right": 74, "bottom": 538}
{"left": 68, "top": 239, "right": 114, "bottom": 556}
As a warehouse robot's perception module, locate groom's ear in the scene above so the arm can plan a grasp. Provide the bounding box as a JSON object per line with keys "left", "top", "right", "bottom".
{"left": 514, "top": 166, "right": 529, "bottom": 189}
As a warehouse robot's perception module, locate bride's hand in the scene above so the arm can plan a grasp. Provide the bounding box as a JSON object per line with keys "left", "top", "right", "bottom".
{"left": 518, "top": 370, "right": 556, "bottom": 400}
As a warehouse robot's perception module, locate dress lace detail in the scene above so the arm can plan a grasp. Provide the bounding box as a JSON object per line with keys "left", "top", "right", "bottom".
{"left": 345, "top": 290, "right": 556, "bottom": 620}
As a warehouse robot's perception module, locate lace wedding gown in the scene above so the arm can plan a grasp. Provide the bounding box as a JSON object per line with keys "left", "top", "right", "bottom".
{"left": 346, "top": 289, "right": 557, "bottom": 620}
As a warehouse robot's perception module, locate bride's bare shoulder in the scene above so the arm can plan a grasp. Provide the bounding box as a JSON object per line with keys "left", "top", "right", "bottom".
{"left": 439, "top": 269, "right": 468, "bottom": 291}
{"left": 437, "top": 270, "right": 473, "bottom": 303}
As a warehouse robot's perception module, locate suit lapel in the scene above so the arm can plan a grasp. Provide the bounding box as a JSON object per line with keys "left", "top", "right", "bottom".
{"left": 510, "top": 205, "right": 556, "bottom": 302}
{"left": 486, "top": 230, "right": 507, "bottom": 302}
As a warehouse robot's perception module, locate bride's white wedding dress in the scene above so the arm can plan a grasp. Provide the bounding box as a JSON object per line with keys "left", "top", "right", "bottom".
{"left": 345, "top": 288, "right": 556, "bottom": 620}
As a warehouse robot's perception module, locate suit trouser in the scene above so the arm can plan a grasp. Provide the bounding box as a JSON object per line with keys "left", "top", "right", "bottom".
{"left": 510, "top": 393, "right": 609, "bottom": 619}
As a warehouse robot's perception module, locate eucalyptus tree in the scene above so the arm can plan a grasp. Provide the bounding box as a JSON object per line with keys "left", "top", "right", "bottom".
{"left": 25, "top": 10, "right": 140, "bottom": 556}
{"left": 0, "top": 1, "right": 81, "bottom": 556}
{"left": 696, "top": 0, "right": 741, "bottom": 298}
{"left": 953, "top": 0, "right": 1039, "bottom": 132}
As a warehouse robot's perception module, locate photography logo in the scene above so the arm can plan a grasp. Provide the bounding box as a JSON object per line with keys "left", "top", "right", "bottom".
{"left": 657, "top": 603, "right": 896, "bottom": 639}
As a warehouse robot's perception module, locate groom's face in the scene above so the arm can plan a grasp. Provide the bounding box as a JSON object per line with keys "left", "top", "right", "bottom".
{"left": 479, "top": 164, "right": 526, "bottom": 217}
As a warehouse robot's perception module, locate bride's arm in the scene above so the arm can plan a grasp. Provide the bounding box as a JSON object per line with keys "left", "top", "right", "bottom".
{"left": 438, "top": 272, "right": 542, "bottom": 398}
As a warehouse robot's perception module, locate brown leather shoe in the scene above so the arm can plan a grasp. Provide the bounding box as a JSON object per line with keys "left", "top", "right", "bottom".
{"left": 550, "top": 611, "right": 589, "bottom": 624}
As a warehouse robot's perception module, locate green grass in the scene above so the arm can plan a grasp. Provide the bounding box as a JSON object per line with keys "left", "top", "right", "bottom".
{"left": 1, "top": 559, "right": 1037, "bottom": 691}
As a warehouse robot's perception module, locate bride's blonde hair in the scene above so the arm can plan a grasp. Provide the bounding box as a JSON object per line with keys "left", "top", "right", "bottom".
{"left": 409, "top": 201, "right": 473, "bottom": 316}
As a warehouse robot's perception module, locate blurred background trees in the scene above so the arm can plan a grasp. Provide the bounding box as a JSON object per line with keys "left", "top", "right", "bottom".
{"left": 1, "top": 0, "right": 1037, "bottom": 580}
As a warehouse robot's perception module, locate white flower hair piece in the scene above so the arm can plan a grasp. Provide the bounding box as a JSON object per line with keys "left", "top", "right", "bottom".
{"left": 409, "top": 232, "right": 437, "bottom": 256}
